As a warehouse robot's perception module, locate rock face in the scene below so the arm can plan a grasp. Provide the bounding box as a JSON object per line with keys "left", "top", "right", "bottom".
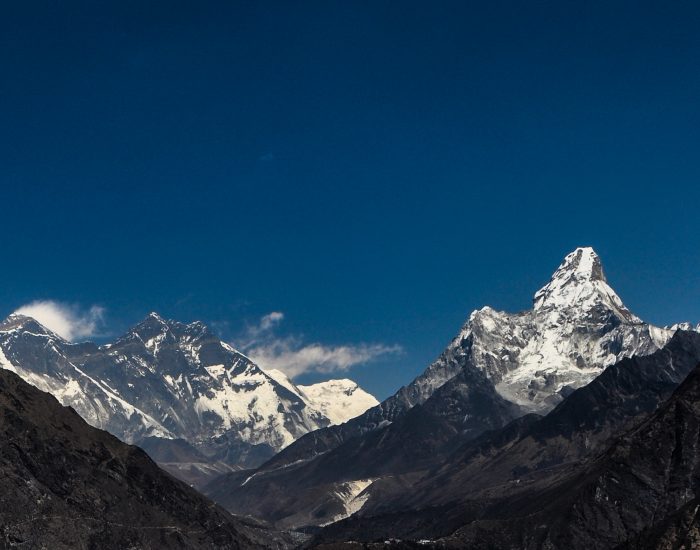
{"left": 313, "top": 330, "right": 700, "bottom": 547}
{"left": 448, "top": 332, "right": 700, "bottom": 550}
{"left": 0, "top": 312, "right": 377, "bottom": 483}
{"left": 204, "top": 247, "right": 680, "bottom": 528}
{"left": 0, "top": 367, "right": 268, "bottom": 550}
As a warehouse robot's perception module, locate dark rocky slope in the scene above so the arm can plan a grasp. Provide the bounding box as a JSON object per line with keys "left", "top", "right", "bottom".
{"left": 0, "top": 368, "right": 274, "bottom": 550}
{"left": 313, "top": 330, "right": 700, "bottom": 547}
{"left": 448, "top": 352, "right": 700, "bottom": 549}
{"left": 618, "top": 496, "right": 700, "bottom": 549}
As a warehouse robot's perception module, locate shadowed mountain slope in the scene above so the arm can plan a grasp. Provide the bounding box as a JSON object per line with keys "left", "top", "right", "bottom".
{"left": 0, "top": 368, "right": 276, "bottom": 549}
{"left": 313, "top": 331, "right": 700, "bottom": 548}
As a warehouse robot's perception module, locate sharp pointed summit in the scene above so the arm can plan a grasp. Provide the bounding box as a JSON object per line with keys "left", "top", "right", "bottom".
{"left": 539, "top": 247, "right": 607, "bottom": 300}
{"left": 130, "top": 310, "right": 169, "bottom": 331}
{"left": 553, "top": 246, "right": 605, "bottom": 282}
{"left": 532, "top": 247, "right": 638, "bottom": 322}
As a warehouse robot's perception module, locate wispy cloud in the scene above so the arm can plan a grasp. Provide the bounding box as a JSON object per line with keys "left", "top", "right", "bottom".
{"left": 258, "top": 311, "right": 284, "bottom": 331}
{"left": 239, "top": 311, "right": 285, "bottom": 348}
{"left": 248, "top": 338, "right": 401, "bottom": 378}
{"left": 236, "top": 312, "right": 401, "bottom": 378}
{"left": 13, "top": 300, "right": 105, "bottom": 341}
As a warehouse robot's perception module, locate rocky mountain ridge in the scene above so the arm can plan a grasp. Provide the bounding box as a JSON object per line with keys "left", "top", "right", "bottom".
{"left": 205, "top": 247, "right": 692, "bottom": 528}
{"left": 312, "top": 330, "right": 700, "bottom": 546}
{"left": 0, "top": 312, "right": 377, "bottom": 484}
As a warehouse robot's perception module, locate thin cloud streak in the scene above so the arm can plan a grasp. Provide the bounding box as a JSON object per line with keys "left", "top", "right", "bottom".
{"left": 236, "top": 311, "right": 402, "bottom": 378}
{"left": 248, "top": 338, "right": 402, "bottom": 378}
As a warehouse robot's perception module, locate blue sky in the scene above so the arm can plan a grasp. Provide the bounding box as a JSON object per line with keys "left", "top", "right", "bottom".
{"left": 2, "top": 1, "right": 700, "bottom": 398}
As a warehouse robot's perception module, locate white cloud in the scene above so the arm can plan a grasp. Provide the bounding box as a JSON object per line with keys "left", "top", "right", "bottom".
{"left": 248, "top": 339, "right": 402, "bottom": 378}
{"left": 238, "top": 311, "right": 285, "bottom": 348}
{"left": 259, "top": 311, "right": 284, "bottom": 331}
{"left": 238, "top": 311, "right": 401, "bottom": 378}
{"left": 13, "top": 300, "right": 105, "bottom": 341}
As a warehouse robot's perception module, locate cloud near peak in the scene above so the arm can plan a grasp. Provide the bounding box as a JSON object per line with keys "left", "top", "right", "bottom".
{"left": 238, "top": 311, "right": 402, "bottom": 378}
{"left": 258, "top": 311, "right": 284, "bottom": 331}
{"left": 248, "top": 339, "right": 402, "bottom": 378}
{"left": 13, "top": 300, "right": 105, "bottom": 341}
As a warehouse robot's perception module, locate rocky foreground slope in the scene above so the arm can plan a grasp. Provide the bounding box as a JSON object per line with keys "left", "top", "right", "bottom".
{"left": 0, "top": 368, "right": 281, "bottom": 549}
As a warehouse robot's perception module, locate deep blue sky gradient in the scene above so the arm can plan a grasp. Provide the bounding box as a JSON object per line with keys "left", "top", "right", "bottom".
{"left": 2, "top": 1, "right": 700, "bottom": 398}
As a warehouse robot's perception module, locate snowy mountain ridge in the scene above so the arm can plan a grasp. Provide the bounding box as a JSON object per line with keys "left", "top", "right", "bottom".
{"left": 448, "top": 247, "right": 676, "bottom": 411}
{"left": 246, "top": 247, "right": 693, "bottom": 478}
{"left": 205, "top": 247, "right": 699, "bottom": 529}
{"left": 0, "top": 314, "right": 173, "bottom": 441}
{"left": 364, "top": 248, "right": 679, "bottom": 424}
{"left": 298, "top": 379, "right": 379, "bottom": 426}
{"left": 0, "top": 312, "right": 378, "bottom": 479}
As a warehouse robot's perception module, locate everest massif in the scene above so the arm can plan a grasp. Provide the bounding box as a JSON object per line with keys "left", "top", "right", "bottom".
{"left": 0, "top": 312, "right": 377, "bottom": 485}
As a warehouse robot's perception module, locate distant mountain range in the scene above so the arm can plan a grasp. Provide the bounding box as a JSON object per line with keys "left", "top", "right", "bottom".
{"left": 0, "top": 312, "right": 377, "bottom": 485}
{"left": 202, "top": 247, "right": 700, "bottom": 531}
{"left": 4, "top": 246, "right": 700, "bottom": 549}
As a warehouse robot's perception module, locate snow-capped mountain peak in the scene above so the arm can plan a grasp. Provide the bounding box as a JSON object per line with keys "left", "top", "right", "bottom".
{"left": 261, "top": 368, "right": 380, "bottom": 426}
{"left": 0, "top": 313, "right": 67, "bottom": 342}
{"left": 0, "top": 312, "right": 380, "bottom": 479}
{"left": 431, "top": 247, "right": 673, "bottom": 413}
{"left": 547, "top": 246, "right": 605, "bottom": 283}
{"left": 532, "top": 247, "right": 639, "bottom": 322}
{"left": 119, "top": 312, "right": 176, "bottom": 346}
{"left": 115, "top": 313, "right": 223, "bottom": 367}
{"left": 0, "top": 313, "right": 173, "bottom": 442}
{"left": 299, "top": 379, "right": 380, "bottom": 426}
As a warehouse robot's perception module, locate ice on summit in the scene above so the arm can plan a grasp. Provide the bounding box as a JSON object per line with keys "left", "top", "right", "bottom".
{"left": 423, "top": 247, "right": 681, "bottom": 413}
{"left": 533, "top": 246, "right": 640, "bottom": 322}
{"left": 262, "top": 368, "right": 379, "bottom": 426}
{"left": 299, "top": 379, "right": 379, "bottom": 426}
